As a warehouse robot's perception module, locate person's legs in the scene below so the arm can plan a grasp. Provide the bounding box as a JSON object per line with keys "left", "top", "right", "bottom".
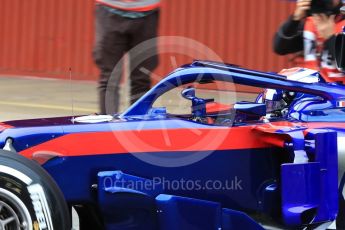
{"left": 127, "top": 11, "right": 160, "bottom": 104}
{"left": 93, "top": 5, "right": 128, "bottom": 114}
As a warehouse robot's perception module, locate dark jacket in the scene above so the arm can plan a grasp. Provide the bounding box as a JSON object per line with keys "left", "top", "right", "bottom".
{"left": 273, "top": 15, "right": 337, "bottom": 57}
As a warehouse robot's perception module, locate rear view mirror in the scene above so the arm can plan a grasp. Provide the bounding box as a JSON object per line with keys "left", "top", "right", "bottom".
{"left": 335, "top": 28, "right": 345, "bottom": 72}
{"left": 181, "top": 87, "right": 196, "bottom": 100}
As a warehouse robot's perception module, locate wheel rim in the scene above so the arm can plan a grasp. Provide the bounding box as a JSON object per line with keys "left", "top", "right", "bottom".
{"left": 0, "top": 188, "right": 32, "bottom": 230}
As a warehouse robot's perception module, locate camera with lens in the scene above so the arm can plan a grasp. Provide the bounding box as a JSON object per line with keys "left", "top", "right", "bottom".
{"left": 309, "top": 0, "right": 341, "bottom": 15}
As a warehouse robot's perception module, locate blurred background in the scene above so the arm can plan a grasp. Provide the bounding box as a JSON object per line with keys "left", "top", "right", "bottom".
{"left": 0, "top": 0, "right": 297, "bottom": 120}
{"left": 0, "top": 0, "right": 296, "bottom": 80}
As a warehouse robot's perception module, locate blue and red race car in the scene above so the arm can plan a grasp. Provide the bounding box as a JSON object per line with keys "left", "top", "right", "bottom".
{"left": 0, "top": 33, "right": 345, "bottom": 230}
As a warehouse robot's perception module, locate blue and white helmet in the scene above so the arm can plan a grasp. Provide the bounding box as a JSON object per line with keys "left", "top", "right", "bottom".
{"left": 258, "top": 68, "right": 322, "bottom": 113}
{"left": 279, "top": 67, "right": 323, "bottom": 83}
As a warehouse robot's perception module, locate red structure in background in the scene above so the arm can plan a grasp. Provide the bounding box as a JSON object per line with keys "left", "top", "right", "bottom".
{"left": 0, "top": 0, "right": 295, "bottom": 81}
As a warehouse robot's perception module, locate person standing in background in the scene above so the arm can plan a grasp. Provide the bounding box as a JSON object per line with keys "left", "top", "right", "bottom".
{"left": 93, "top": 0, "right": 160, "bottom": 114}
{"left": 273, "top": 0, "right": 345, "bottom": 84}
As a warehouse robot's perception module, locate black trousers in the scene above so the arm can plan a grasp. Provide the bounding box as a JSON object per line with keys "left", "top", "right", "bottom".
{"left": 93, "top": 5, "right": 159, "bottom": 114}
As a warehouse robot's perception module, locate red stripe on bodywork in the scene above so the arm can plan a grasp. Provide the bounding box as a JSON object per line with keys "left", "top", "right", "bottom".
{"left": 20, "top": 125, "right": 287, "bottom": 158}
{"left": 19, "top": 120, "right": 345, "bottom": 159}
{"left": 0, "top": 123, "right": 13, "bottom": 131}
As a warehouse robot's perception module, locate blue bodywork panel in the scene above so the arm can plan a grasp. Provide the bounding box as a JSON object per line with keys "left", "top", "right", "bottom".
{"left": 43, "top": 148, "right": 280, "bottom": 210}
{"left": 97, "top": 171, "right": 265, "bottom": 230}
{"left": 281, "top": 131, "right": 338, "bottom": 226}
{"left": 282, "top": 162, "right": 321, "bottom": 225}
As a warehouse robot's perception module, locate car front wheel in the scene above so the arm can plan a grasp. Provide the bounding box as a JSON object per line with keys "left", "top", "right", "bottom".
{"left": 0, "top": 149, "right": 71, "bottom": 230}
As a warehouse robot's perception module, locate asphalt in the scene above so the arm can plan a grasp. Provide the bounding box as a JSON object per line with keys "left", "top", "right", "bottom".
{"left": 0, "top": 75, "right": 258, "bottom": 122}
{"left": 0, "top": 76, "right": 97, "bottom": 121}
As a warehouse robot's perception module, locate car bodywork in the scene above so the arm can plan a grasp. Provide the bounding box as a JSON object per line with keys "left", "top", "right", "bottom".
{"left": 0, "top": 61, "right": 344, "bottom": 229}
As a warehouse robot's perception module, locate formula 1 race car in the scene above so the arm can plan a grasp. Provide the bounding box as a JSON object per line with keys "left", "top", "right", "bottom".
{"left": 1, "top": 35, "right": 345, "bottom": 230}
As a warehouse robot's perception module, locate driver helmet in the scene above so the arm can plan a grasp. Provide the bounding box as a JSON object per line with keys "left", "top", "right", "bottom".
{"left": 262, "top": 68, "right": 322, "bottom": 113}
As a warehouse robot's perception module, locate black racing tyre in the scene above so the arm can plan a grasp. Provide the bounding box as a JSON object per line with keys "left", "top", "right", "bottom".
{"left": 337, "top": 194, "right": 345, "bottom": 230}
{"left": 0, "top": 149, "right": 71, "bottom": 230}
